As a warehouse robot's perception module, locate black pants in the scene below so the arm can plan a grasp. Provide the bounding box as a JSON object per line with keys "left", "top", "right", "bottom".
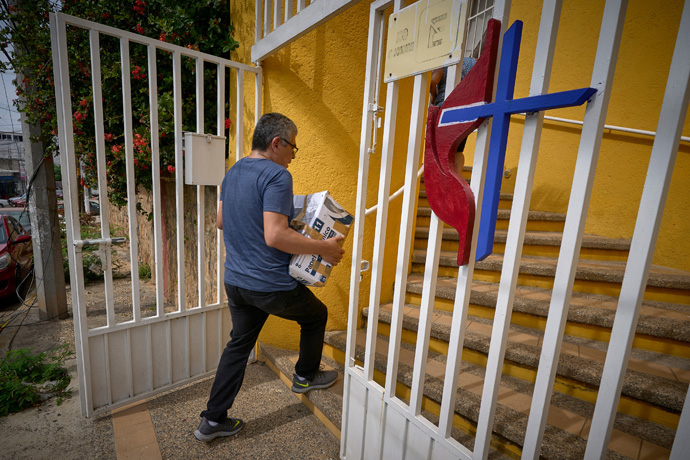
{"left": 201, "top": 282, "right": 328, "bottom": 423}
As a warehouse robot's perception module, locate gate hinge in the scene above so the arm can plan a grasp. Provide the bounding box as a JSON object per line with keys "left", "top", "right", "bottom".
{"left": 367, "top": 103, "right": 383, "bottom": 113}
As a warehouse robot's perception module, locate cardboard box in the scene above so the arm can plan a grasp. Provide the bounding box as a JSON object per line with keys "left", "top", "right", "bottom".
{"left": 289, "top": 191, "right": 353, "bottom": 287}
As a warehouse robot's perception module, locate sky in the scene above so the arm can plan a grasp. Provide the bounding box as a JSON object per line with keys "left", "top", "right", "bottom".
{"left": 0, "top": 67, "right": 21, "bottom": 133}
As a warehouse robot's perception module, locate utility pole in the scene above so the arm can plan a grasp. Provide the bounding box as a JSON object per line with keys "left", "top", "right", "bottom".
{"left": 19, "top": 111, "right": 67, "bottom": 320}
{"left": 11, "top": 0, "right": 67, "bottom": 319}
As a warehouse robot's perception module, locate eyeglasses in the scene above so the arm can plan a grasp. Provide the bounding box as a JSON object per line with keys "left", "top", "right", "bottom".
{"left": 281, "top": 138, "right": 299, "bottom": 156}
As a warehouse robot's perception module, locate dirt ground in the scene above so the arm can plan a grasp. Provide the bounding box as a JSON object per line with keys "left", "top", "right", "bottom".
{"left": 0, "top": 265, "right": 341, "bottom": 460}
{"left": 0, "top": 253, "right": 160, "bottom": 460}
{"left": 0, "top": 283, "right": 117, "bottom": 459}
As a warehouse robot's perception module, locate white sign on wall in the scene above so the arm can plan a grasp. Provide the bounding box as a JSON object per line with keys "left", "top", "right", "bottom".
{"left": 384, "top": 0, "right": 468, "bottom": 83}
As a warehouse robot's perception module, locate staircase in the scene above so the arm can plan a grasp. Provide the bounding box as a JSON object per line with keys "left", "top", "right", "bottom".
{"left": 261, "top": 171, "right": 690, "bottom": 460}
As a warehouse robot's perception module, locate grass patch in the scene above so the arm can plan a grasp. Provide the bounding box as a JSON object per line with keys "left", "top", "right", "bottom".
{"left": 139, "top": 262, "right": 151, "bottom": 280}
{"left": 0, "top": 345, "right": 74, "bottom": 416}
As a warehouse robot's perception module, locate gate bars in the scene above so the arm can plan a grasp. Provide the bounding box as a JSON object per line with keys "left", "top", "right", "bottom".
{"left": 343, "top": 0, "right": 690, "bottom": 458}
{"left": 51, "top": 12, "right": 261, "bottom": 416}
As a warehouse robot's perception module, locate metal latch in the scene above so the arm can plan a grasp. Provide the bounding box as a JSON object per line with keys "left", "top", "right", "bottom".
{"left": 73, "top": 237, "right": 127, "bottom": 274}
{"left": 74, "top": 237, "right": 127, "bottom": 248}
{"left": 360, "top": 260, "right": 370, "bottom": 281}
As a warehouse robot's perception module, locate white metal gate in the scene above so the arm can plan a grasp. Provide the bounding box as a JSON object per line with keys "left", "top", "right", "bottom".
{"left": 342, "top": 0, "right": 690, "bottom": 459}
{"left": 50, "top": 13, "right": 261, "bottom": 416}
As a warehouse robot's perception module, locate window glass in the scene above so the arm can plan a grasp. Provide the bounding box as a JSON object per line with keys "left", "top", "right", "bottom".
{"left": 0, "top": 219, "right": 7, "bottom": 245}
{"left": 8, "top": 216, "right": 20, "bottom": 241}
{"left": 16, "top": 211, "right": 30, "bottom": 230}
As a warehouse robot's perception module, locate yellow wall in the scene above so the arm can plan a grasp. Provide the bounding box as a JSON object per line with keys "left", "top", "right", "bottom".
{"left": 464, "top": 0, "right": 690, "bottom": 271}
{"left": 230, "top": 2, "right": 382, "bottom": 349}
{"left": 230, "top": 0, "right": 690, "bottom": 350}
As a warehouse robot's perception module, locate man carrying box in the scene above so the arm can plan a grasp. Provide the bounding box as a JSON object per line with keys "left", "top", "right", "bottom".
{"left": 194, "top": 112, "right": 345, "bottom": 442}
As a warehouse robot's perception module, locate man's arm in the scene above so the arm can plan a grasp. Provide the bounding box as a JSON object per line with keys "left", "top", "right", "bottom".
{"left": 217, "top": 201, "right": 223, "bottom": 230}
{"left": 430, "top": 68, "right": 443, "bottom": 103}
{"left": 263, "top": 211, "right": 344, "bottom": 265}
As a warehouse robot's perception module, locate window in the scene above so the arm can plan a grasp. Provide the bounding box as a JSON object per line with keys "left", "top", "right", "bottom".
{"left": 7, "top": 216, "right": 22, "bottom": 241}
{"left": 0, "top": 219, "right": 6, "bottom": 245}
{"left": 464, "top": 0, "right": 495, "bottom": 59}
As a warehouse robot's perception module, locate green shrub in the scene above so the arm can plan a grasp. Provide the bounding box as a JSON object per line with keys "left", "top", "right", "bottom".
{"left": 0, "top": 345, "right": 74, "bottom": 416}
{"left": 139, "top": 262, "right": 152, "bottom": 280}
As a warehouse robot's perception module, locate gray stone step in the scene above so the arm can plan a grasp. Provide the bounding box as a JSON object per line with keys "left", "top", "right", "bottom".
{"left": 418, "top": 189, "right": 515, "bottom": 202}
{"left": 405, "top": 275, "right": 690, "bottom": 345}
{"left": 258, "top": 343, "right": 344, "bottom": 439}
{"left": 260, "top": 340, "right": 512, "bottom": 459}
{"left": 363, "top": 303, "right": 688, "bottom": 416}
{"left": 415, "top": 228, "right": 629, "bottom": 250}
{"left": 324, "top": 331, "right": 651, "bottom": 460}
{"left": 410, "top": 251, "right": 690, "bottom": 303}
{"left": 414, "top": 228, "right": 631, "bottom": 261}
{"left": 416, "top": 206, "right": 567, "bottom": 232}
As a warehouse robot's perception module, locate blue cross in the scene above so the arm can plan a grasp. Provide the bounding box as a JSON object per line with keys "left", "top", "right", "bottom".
{"left": 439, "top": 21, "right": 596, "bottom": 261}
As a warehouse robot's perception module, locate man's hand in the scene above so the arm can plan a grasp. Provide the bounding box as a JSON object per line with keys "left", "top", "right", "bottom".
{"left": 320, "top": 236, "right": 345, "bottom": 265}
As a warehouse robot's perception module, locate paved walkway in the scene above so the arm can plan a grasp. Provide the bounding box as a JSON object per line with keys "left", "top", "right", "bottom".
{"left": 111, "top": 362, "right": 340, "bottom": 460}
{"left": 0, "top": 298, "right": 339, "bottom": 460}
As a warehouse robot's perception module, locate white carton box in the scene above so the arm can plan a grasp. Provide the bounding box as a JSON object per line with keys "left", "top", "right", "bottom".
{"left": 289, "top": 191, "right": 353, "bottom": 287}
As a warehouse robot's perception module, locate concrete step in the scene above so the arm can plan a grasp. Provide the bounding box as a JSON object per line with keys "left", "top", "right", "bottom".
{"left": 324, "top": 330, "right": 673, "bottom": 459}
{"left": 410, "top": 252, "right": 690, "bottom": 305}
{"left": 418, "top": 190, "right": 514, "bottom": 210}
{"left": 416, "top": 206, "right": 567, "bottom": 232}
{"left": 258, "top": 343, "right": 344, "bottom": 441}
{"left": 420, "top": 167, "right": 473, "bottom": 184}
{"left": 404, "top": 275, "right": 690, "bottom": 355}
{"left": 414, "top": 228, "right": 631, "bottom": 261}
{"left": 364, "top": 302, "right": 688, "bottom": 422}
{"left": 261, "top": 340, "right": 514, "bottom": 459}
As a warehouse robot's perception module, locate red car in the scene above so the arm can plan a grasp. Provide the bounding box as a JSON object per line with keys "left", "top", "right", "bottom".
{"left": 8, "top": 194, "right": 27, "bottom": 207}
{"left": 0, "top": 215, "right": 32, "bottom": 303}
{"left": 0, "top": 208, "right": 32, "bottom": 234}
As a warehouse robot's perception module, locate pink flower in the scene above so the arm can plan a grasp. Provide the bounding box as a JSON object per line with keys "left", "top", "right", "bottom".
{"left": 134, "top": 24, "right": 144, "bottom": 34}
{"left": 104, "top": 133, "right": 114, "bottom": 141}
{"left": 111, "top": 144, "right": 122, "bottom": 154}
{"left": 167, "top": 165, "right": 175, "bottom": 173}
{"left": 159, "top": 33, "right": 168, "bottom": 42}
{"left": 74, "top": 111, "right": 84, "bottom": 122}
{"left": 225, "top": 118, "right": 232, "bottom": 129}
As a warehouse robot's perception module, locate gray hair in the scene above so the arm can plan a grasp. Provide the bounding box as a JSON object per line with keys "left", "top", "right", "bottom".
{"left": 251, "top": 113, "right": 297, "bottom": 151}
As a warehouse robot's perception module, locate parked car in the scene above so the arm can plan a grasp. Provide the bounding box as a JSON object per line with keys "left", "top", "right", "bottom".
{"left": 0, "top": 215, "right": 32, "bottom": 303}
{"left": 8, "top": 194, "right": 27, "bottom": 207}
{"left": 0, "top": 199, "right": 9, "bottom": 208}
{"left": 0, "top": 208, "right": 32, "bottom": 234}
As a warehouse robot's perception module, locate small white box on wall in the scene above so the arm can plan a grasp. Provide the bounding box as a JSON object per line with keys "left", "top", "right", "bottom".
{"left": 183, "top": 132, "right": 227, "bottom": 186}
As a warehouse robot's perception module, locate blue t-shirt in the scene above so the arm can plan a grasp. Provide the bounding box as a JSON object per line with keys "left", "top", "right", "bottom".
{"left": 221, "top": 157, "right": 297, "bottom": 292}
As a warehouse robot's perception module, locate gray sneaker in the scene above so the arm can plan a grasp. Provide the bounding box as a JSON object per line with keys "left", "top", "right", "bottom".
{"left": 194, "top": 416, "right": 244, "bottom": 442}
{"left": 292, "top": 369, "right": 338, "bottom": 394}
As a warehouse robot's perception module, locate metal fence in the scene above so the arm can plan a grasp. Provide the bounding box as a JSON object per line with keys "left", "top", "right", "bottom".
{"left": 51, "top": 12, "right": 261, "bottom": 416}
{"left": 342, "top": 0, "right": 690, "bottom": 458}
